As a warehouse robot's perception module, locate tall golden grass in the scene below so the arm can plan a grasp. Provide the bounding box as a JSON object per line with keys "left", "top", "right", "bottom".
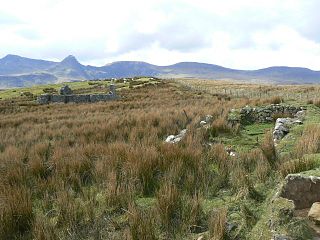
{"left": 0, "top": 81, "right": 289, "bottom": 239}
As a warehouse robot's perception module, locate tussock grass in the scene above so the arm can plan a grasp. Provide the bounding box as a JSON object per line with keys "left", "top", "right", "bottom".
{"left": 0, "top": 81, "right": 310, "bottom": 239}
{"left": 127, "top": 204, "right": 157, "bottom": 240}
{"left": 0, "top": 186, "right": 33, "bottom": 239}
{"left": 294, "top": 124, "right": 320, "bottom": 157}
{"left": 260, "top": 130, "right": 278, "bottom": 169}
{"left": 208, "top": 208, "right": 228, "bottom": 240}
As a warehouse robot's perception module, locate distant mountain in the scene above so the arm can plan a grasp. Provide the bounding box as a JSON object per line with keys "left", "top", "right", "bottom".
{"left": 0, "top": 54, "right": 319, "bottom": 88}
{"left": 0, "top": 54, "right": 56, "bottom": 75}
{"left": 48, "top": 55, "right": 89, "bottom": 80}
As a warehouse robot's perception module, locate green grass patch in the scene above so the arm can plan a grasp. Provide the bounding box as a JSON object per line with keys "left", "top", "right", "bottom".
{"left": 218, "top": 123, "right": 273, "bottom": 152}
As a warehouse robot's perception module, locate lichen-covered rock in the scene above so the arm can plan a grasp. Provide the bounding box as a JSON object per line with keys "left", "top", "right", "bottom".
{"left": 279, "top": 174, "right": 320, "bottom": 209}
{"left": 308, "top": 202, "right": 320, "bottom": 225}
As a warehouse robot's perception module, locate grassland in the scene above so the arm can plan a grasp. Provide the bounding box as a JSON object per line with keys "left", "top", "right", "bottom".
{"left": 0, "top": 77, "right": 156, "bottom": 99}
{"left": 1, "top": 78, "right": 320, "bottom": 239}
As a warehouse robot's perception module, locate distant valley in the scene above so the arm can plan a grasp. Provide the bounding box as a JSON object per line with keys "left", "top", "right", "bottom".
{"left": 0, "top": 54, "right": 319, "bottom": 88}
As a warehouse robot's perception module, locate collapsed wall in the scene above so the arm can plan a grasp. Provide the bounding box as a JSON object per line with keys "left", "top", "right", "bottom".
{"left": 229, "top": 104, "right": 303, "bottom": 125}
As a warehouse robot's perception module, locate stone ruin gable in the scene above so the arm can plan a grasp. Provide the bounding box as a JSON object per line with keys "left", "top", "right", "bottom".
{"left": 231, "top": 104, "right": 303, "bottom": 125}
{"left": 38, "top": 84, "right": 118, "bottom": 104}
{"left": 60, "top": 85, "right": 72, "bottom": 95}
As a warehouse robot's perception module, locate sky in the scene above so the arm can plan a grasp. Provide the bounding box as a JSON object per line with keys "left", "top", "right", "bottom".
{"left": 0, "top": 0, "right": 319, "bottom": 70}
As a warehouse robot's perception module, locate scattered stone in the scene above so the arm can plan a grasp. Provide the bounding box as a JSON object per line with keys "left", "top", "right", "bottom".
{"left": 197, "top": 235, "right": 205, "bottom": 240}
{"left": 165, "top": 135, "right": 175, "bottom": 143}
{"left": 199, "top": 120, "right": 207, "bottom": 126}
{"left": 199, "top": 115, "right": 213, "bottom": 127}
{"left": 205, "top": 115, "right": 213, "bottom": 123}
{"left": 165, "top": 129, "right": 187, "bottom": 144}
{"left": 308, "top": 202, "right": 320, "bottom": 225}
{"left": 225, "top": 146, "right": 237, "bottom": 157}
{"left": 279, "top": 174, "right": 320, "bottom": 209}
{"left": 229, "top": 151, "right": 237, "bottom": 157}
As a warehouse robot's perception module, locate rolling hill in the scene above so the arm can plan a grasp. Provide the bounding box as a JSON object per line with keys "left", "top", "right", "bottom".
{"left": 0, "top": 54, "right": 319, "bottom": 87}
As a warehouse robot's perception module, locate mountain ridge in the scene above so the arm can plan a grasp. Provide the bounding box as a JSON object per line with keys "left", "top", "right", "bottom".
{"left": 0, "top": 54, "right": 319, "bottom": 87}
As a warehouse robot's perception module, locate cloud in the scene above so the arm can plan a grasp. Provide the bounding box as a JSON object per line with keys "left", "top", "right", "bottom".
{"left": 0, "top": 11, "right": 22, "bottom": 25}
{"left": 0, "top": 0, "right": 319, "bottom": 70}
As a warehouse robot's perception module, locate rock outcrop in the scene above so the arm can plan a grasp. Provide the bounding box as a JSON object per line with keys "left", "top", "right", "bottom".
{"left": 279, "top": 174, "right": 320, "bottom": 209}
{"left": 308, "top": 202, "right": 320, "bottom": 225}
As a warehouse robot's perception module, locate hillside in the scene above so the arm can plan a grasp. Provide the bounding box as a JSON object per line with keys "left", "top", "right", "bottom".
{"left": 1, "top": 79, "right": 320, "bottom": 239}
{"left": 0, "top": 54, "right": 320, "bottom": 87}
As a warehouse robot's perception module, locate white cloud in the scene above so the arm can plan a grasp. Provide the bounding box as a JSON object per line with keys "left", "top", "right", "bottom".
{"left": 0, "top": 0, "right": 319, "bottom": 70}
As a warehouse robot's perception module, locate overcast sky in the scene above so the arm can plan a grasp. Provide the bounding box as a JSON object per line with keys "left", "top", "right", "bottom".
{"left": 0, "top": 0, "right": 319, "bottom": 69}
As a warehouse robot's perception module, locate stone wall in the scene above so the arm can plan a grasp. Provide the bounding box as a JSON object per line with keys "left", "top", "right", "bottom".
{"left": 38, "top": 93, "right": 117, "bottom": 104}
{"left": 38, "top": 84, "right": 118, "bottom": 104}
{"left": 238, "top": 104, "right": 303, "bottom": 125}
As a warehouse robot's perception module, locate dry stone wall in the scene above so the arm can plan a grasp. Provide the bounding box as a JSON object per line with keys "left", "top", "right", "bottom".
{"left": 38, "top": 94, "right": 117, "bottom": 104}
{"left": 237, "top": 104, "right": 303, "bottom": 125}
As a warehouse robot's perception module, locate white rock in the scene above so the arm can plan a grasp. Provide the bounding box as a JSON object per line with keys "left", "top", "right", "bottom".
{"left": 230, "top": 151, "right": 237, "bottom": 157}
{"left": 199, "top": 120, "right": 207, "bottom": 126}
{"left": 165, "top": 129, "right": 187, "bottom": 144}
{"left": 173, "top": 137, "right": 182, "bottom": 143}
{"left": 165, "top": 135, "right": 175, "bottom": 143}
{"left": 205, "top": 115, "right": 213, "bottom": 123}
